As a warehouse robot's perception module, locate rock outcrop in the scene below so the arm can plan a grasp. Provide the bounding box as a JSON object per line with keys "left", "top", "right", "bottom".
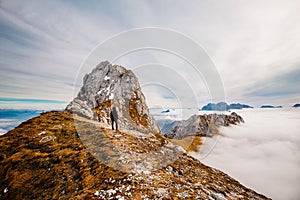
{"left": 0, "top": 111, "right": 269, "bottom": 199}
{"left": 66, "top": 61, "right": 160, "bottom": 134}
{"left": 165, "top": 112, "right": 244, "bottom": 139}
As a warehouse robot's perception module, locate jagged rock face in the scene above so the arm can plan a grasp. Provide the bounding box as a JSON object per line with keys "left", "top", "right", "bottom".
{"left": 166, "top": 112, "right": 244, "bottom": 139}
{"left": 66, "top": 61, "right": 160, "bottom": 133}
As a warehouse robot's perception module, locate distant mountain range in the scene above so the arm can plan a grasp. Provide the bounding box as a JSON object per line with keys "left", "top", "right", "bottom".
{"left": 260, "top": 105, "right": 282, "bottom": 108}
{"left": 200, "top": 102, "right": 300, "bottom": 110}
{"left": 201, "top": 102, "right": 253, "bottom": 111}
{"left": 157, "top": 119, "right": 180, "bottom": 134}
{"left": 293, "top": 103, "right": 300, "bottom": 108}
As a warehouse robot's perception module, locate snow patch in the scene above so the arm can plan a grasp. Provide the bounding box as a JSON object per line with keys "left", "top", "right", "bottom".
{"left": 116, "top": 195, "right": 124, "bottom": 200}
{"left": 114, "top": 134, "right": 122, "bottom": 137}
{"left": 107, "top": 189, "right": 117, "bottom": 196}
{"left": 106, "top": 86, "right": 111, "bottom": 96}
{"left": 38, "top": 131, "right": 46, "bottom": 136}
{"left": 157, "top": 188, "right": 168, "bottom": 196}
{"left": 39, "top": 136, "right": 56, "bottom": 143}
{"left": 104, "top": 76, "right": 110, "bottom": 80}
{"left": 97, "top": 88, "right": 104, "bottom": 95}
{"left": 109, "top": 93, "right": 114, "bottom": 100}
{"left": 94, "top": 191, "right": 100, "bottom": 196}
{"left": 210, "top": 193, "right": 226, "bottom": 200}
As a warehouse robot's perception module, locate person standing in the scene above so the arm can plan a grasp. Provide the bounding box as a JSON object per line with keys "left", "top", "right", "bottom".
{"left": 110, "top": 107, "right": 118, "bottom": 130}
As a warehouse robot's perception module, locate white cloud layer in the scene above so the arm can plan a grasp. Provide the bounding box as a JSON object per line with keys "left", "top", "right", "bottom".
{"left": 192, "top": 108, "right": 300, "bottom": 200}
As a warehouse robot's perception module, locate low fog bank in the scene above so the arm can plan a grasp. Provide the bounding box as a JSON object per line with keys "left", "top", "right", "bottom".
{"left": 192, "top": 108, "right": 300, "bottom": 200}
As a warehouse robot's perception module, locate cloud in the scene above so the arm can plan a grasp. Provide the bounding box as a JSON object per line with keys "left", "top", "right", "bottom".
{"left": 160, "top": 0, "right": 300, "bottom": 106}
{"left": 192, "top": 108, "right": 300, "bottom": 200}
{"left": 115, "top": 50, "right": 217, "bottom": 109}
{"left": 246, "top": 68, "right": 300, "bottom": 97}
{"left": 0, "top": 0, "right": 121, "bottom": 101}
{"left": 240, "top": 68, "right": 300, "bottom": 106}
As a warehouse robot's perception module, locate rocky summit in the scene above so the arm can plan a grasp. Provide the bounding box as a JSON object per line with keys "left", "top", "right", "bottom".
{"left": 0, "top": 62, "right": 270, "bottom": 199}
{"left": 165, "top": 112, "right": 244, "bottom": 139}
{"left": 66, "top": 61, "right": 160, "bottom": 134}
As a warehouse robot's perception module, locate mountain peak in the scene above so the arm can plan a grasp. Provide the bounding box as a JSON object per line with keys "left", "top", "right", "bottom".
{"left": 66, "top": 61, "right": 160, "bottom": 133}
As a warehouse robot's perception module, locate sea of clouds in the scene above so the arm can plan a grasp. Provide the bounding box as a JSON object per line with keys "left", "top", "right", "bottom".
{"left": 2, "top": 103, "right": 299, "bottom": 199}
{"left": 0, "top": 110, "right": 44, "bottom": 135}
{"left": 191, "top": 108, "right": 300, "bottom": 200}
{"left": 0, "top": 99, "right": 66, "bottom": 135}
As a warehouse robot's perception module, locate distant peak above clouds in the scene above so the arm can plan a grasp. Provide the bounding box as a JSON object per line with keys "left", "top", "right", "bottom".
{"left": 201, "top": 102, "right": 253, "bottom": 111}
{"left": 293, "top": 103, "right": 300, "bottom": 108}
{"left": 260, "top": 105, "right": 282, "bottom": 108}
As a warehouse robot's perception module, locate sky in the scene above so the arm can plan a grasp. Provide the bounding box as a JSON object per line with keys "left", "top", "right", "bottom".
{"left": 0, "top": 0, "right": 300, "bottom": 109}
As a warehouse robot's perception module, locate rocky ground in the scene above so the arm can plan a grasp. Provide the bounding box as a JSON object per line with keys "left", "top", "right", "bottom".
{"left": 0, "top": 111, "right": 270, "bottom": 200}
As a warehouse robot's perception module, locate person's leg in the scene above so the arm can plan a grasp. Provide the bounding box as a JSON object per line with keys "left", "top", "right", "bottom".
{"left": 111, "top": 119, "right": 114, "bottom": 130}
{"left": 116, "top": 121, "right": 118, "bottom": 130}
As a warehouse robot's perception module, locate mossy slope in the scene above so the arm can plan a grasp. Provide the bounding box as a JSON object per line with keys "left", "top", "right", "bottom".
{"left": 0, "top": 111, "right": 270, "bottom": 200}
